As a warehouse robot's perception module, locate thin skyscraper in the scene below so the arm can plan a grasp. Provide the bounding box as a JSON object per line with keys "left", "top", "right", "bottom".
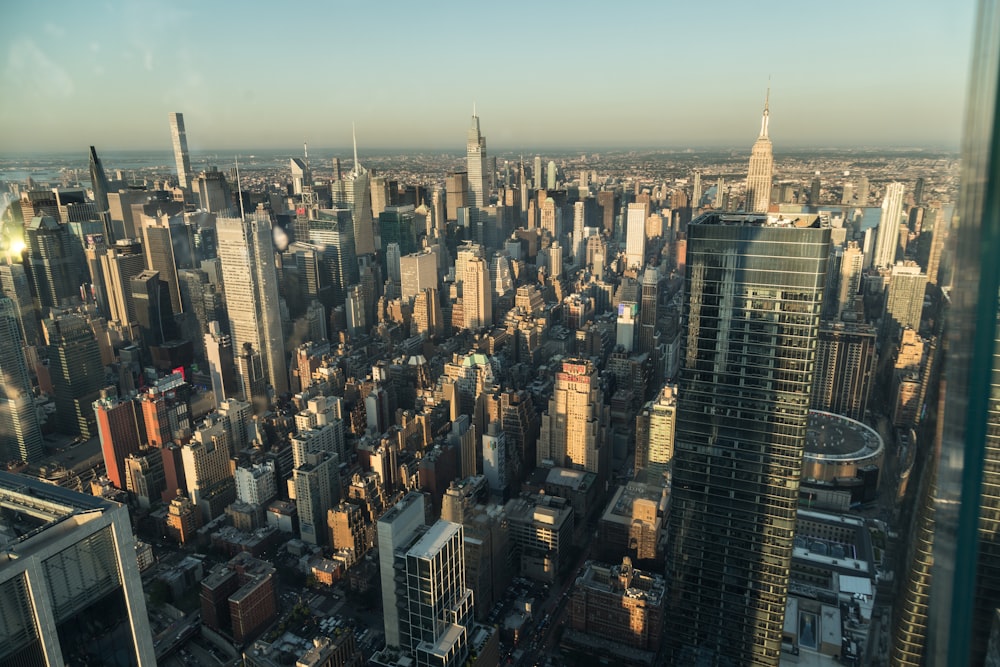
{"left": 88, "top": 146, "right": 113, "bottom": 242}
{"left": 467, "top": 106, "right": 488, "bottom": 208}
{"left": 169, "top": 112, "right": 193, "bottom": 190}
{"left": 875, "top": 182, "right": 906, "bottom": 269}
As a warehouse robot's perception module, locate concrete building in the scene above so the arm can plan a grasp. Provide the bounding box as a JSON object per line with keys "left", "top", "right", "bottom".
{"left": 505, "top": 494, "right": 573, "bottom": 583}
{"left": 568, "top": 557, "right": 665, "bottom": 657}
{"left": 597, "top": 481, "right": 668, "bottom": 565}
{"left": 537, "top": 359, "right": 609, "bottom": 481}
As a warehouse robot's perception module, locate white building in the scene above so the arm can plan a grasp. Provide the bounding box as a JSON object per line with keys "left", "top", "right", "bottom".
{"left": 625, "top": 203, "right": 648, "bottom": 270}
{"left": 217, "top": 211, "right": 288, "bottom": 396}
{"left": 874, "top": 182, "right": 905, "bottom": 269}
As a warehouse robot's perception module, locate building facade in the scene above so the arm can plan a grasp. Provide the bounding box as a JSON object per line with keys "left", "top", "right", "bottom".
{"left": 666, "top": 213, "right": 829, "bottom": 665}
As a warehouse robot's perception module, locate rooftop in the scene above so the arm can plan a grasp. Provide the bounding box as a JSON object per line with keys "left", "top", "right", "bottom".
{"left": 805, "top": 410, "right": 884, "bottom": 461}
{"left": 0, "top": 471, "right": 115, "bottom": 554}
{"left": 407, "top": 520, "right": 460, "bottom": 560}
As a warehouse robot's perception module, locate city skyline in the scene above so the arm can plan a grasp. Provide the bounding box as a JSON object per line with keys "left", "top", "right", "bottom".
{"left": 0, "top": 0, "right": 974, "bottom": 153}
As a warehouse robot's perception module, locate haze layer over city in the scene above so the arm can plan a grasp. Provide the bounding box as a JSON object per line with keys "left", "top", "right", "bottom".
{"left": 0, "top": 2, "right": 989, "bottom": 667}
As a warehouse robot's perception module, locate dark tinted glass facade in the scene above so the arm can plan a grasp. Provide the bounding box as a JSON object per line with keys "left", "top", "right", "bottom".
{"left": 667, "top": 215, "right": 830, "bottom": 666}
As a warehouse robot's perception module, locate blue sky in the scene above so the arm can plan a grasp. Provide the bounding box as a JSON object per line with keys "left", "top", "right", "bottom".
{"left": 0, "top": 0, "right": 976, "bottom": 152}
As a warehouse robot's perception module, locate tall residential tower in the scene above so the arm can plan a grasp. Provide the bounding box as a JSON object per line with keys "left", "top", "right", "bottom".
{"left": 168, "top": 112, "right": 193, "bottom": 191}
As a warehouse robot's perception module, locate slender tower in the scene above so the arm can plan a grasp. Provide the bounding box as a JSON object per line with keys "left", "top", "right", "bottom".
{"left": 169, "top": 112, "right": 193, "bottom": 190}
{"left": 89, "top": 146, "right": 113, "bottom": 242}
{"left": 467, "top": 105, "right": 488, "bottom": 208}
{"left": 745, "top": 89, "right": 774, "bottom": 213}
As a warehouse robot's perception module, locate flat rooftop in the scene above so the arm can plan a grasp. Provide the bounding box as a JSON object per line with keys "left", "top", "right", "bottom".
{"left": 408, "top": 520, "right": 460, "bottom": 560}
{"left": 601, "top": 481, "right": 666, "bottom": 525}
{"left": 805, "top": 411, "right": 883, "bottom": 460}
{"left": 0, "top": 471, "right": 115, "bottom": 554}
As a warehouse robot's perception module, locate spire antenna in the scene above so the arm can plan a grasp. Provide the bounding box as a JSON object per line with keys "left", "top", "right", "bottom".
{"left": 760, "top": 81, "right": 771, "bottom": 138}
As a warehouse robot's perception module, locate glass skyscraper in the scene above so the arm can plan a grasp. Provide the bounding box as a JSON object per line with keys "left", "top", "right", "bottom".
{"left": 666, "top": 213, "right": 830, "bottom": 666}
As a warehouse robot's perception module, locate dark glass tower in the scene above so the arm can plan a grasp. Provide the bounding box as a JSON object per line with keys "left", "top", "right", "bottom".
{"left": 667, "top": 213, "right": 829, "bottom": 666}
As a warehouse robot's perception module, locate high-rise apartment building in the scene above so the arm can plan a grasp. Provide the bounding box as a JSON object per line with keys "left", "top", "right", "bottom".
{"left": 537, "top": 359, "right": 610, "bottom": 480}
{"left": 378, "top": 492, "right": 428, "bottom": 648}
{"left": 875, "top": 182, "right": 906, "bottom": 269}
{"left": 811, "top": 321, "right": 877, "bottom": 422}
{"left": 0, "top": 472, "right": 156, "bottom": 665}
{"left": 884, "top": 261, "right": 927, "bottom": 340}
{"left": 0, "top": 297, "right": 43, "bottom": 463}
{"left": 400, "top": 520, "right": 475, "bottom": 666}
{"left": 217, "top": 211, "right": 288, "bottom": 397}
{"left": 94, "top": 389, "right": 142, "bottom": 490}
{"left": 745, "top": 91, "right": 774, "bottom": 213}
{"left": 635, "top": 384, "right": 676, "bottom": 481}
{"left": 667, "top": 213, "right": 829, "bottom": 665}
{"left": 837, "top": 241, "right": 864, "bottom": 319}
{"left": 294, "top": 451, "right": 341, "bottom": 546}
{"left": 400, "top": 249, "right": 438, "bottom": 301}
{"left": 169, "top": 112, "right": 193, "bottom": 190}
{"left": 467, "top": 111, "right": 488, "bottom": 208}
{"left": 100, "top": 239, "right": 146, "bottom": 330}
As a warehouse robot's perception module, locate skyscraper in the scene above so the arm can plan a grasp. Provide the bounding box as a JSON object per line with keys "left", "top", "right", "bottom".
{"left": 94, "top": 389, "right": 142, "bottom": 490}
{"left": 378, "top": 492, "right": 428, "bottom": 648}
{"left": 875, "top": 182, "right": 906, "bottom": 269}
{"left": 100, "top": 239, "right": 146, "bottom": 330}
{"left": 884, "top": 261, "right": 927, "bottom": 340}
{"left": 0, "top": 471, "right": 156, "bottom": 665}
{"left": 400, "top": 249, "right": 438, "bottom": 301}
{"left": 309, "top": 207, "right": 359, "bottom": 305}
{"left": 25, "top": 215, "right": 79, "bottom": 311}
{"left": 169, "top": 112, "right": 193, "bottom": 190}
{"left": 638, "top": 266, "right": 660, "bottom": 355}
{"left": 0, "top": 296, "right": 42, "bottom": 463}
{"left": 332, "top": 128, "right": 376, "bottom": 256}
{"left": 667, "top": 213, "right": 829, "bottom": 665}
{"left": 89, "top": 146, "right": 113, "bottom": 241}
{"left": 217, "top": 211, "right": 288, "bottom": 397}
{"left": 467, "top": 109, "right": 488, "bottom": 208}
{"left": 745, "top": 90, "right": 774, "bottom": 213}
{"left": 811, "top": 321, "right": 878, "bottom": 422}
{"left": 463, "top": 256, "right": 492, "bottom": 331}
{"left": 43, "top": 311, "right": 105, "bottom": 437}
{"left": 635, "top": 384, "right": 676, "bottom": 481}
{"left": 625, "top": 202, "right": 648, "bottom": 270}
{"left": 537, "top": 359, "right": 610, "bottom": 480}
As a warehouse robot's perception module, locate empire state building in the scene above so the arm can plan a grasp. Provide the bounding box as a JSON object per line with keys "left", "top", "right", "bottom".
{"left": 745, "top": 91, "right": 774, "bottom": 213}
